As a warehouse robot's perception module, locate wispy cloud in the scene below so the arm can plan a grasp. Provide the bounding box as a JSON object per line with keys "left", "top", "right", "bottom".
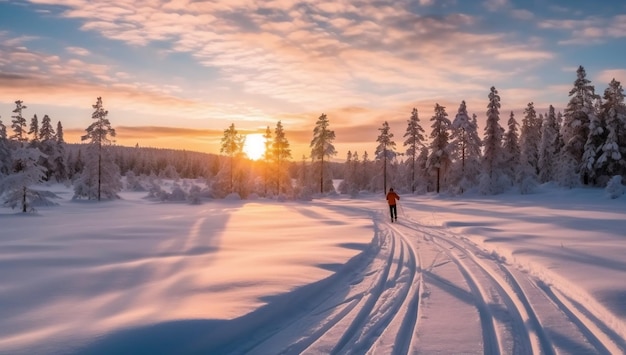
{"left": 539, "top": 15, "right": 626, "bottom": 45}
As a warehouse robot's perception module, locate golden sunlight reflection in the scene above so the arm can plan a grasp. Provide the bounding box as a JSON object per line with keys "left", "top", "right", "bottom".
{"left": 243, "top": 133, "right": 266, "bottom": 160}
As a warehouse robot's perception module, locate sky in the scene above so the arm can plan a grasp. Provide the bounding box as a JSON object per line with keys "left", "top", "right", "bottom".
{"left": 1, "top": 182, "right": 625, "bottom": 354}
{"left": 1, "top": 0, "right": 626, "bottom": 159}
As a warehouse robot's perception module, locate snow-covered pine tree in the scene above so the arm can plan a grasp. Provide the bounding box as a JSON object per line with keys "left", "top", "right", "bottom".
{"left": 502, "top": 111, "right": 520, "bottom": 183}
{"left": 375, "top": 121, "right": 397, "bottom": 193}
{"left": 427, "top": 104, "right": 451, "bottom": 193}
{"left": 310, "top": 113, "right": 337, "bottom": 194}
{"left": 450, "top": 101, "right": 482, "bottom": 193}
{"left": 480, "top": 86, "right": 507, "bottom": 194}
{"left": 403, "top": 108, "right": 426, "bottom": 193}
{"left": 56, "top": 121, "right": 65, "bottom": 143}
{"left": 596, "top": 79, "right": 626, "bottom": 182}
{"left": 37, "top": 114, "right": 57, "bottom": 181}
{"left": 73, "top": 97, "right": 122, "bottom": 200}
{"left": 1, "top": 146, "right": 47, "bottom": 212}
{"left": 581, "top": 96, "right": 605, "bottom": 186}
{"left": 10, "top": 100, "right": 28, "bottom": 143}
{"left": 0, "top": 118, "right": 11, "bottom": 177}
{"left": 220, "top": 123, "right": 244, "bottom": 194}
{"left": 519, "top": 102, "right": 542, "bottom": 177}
{"left": 28, "top": 114, "right": 39, "bottom": 143}
{"left": 262, "top": 125, "right": 272, "bottom": 196}
{"left": 560, "top": 65, "right": 599, "bottom": 185}
{"left": 538, "top": 105, "right": 560, "bottom": 183}
{"left": 271, "top": 120, "right": 292, "bottom": 196}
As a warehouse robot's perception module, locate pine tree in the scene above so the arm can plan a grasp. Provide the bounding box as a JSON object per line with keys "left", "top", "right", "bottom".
{"left": 10, "top": 100, "right": 28, "bottom": 142}
{"left": 538, "top": 105, "right": 559, "bottom": 183}
{"left": 56, "top": 121, "right": 65, "bottom": 143}
{"left": 480, "top": 86, "right": 507, "bottom": 194}
{"left": 28, "top": 114, "right": 39, "bottom": 143}
{"left": 220, "top": 123, "right": 244, "bottom": 193}
{"left": 403, "top": 108, "right": 426, "bottom": 193}
{"left": 581, "top": 97, "right": 604, "bottom": 185}
{"left": 37, "top": 114, "right": 57, "bottom": 181}
{"left": 375, "top": 121, "right": 397, "bottom": 193}
{"left": 450, "top": 101, "right": 482, "bottom": 193}
{"left": 262, "top": 125, "right": 272, "bottom": 196}
{"left": 310, "top": 113, "right": 336, "bottom": 193}
{"left": 561, "top": 65, "right": 599, "bottom": 185}
{"left": 74, "top": 97, "right": 121, "bottom": 200}
{"left": 427, "top": 104, "right": 451, "bottom": 193}
{"left": 271, "top": 121, "right": 291, "bottom": 195}
{"left": 502, "top": 111, "right": 520, "bottom": 182}
{"left": 596, "top": 79, "right": 626, "bottom": 181}
{"left": 0, "top": 118, "right": 11, "bottom": 177}
{"left": 519, "top": 102, "right": 542, "bottom": 176}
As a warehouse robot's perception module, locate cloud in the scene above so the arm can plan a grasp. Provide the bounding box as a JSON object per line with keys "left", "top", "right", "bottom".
{"left": 23, "top": 0, "right": 554, "bottom": 111}
{"left": 539, "top": 15, "right": 626, "bottom": 45}
{"left": 66, "top": 46, "right": 90, "bottom": 56}
{"left": 597, "top": 69, "right": 626, "bottom": 86}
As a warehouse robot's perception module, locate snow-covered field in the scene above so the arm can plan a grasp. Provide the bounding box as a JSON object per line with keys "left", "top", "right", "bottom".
{"left": 1, "top": 184, "right": 625, "bottom": 354}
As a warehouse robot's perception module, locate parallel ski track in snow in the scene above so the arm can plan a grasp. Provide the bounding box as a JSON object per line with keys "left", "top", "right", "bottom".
{"left": 212, "top": 204, "right": 623, "bottom": 355}
{"left": 229, "top": 210, "right": 423, "bottom": 355}
{"left": 399, "top": 215, "right": 624, "bottom": 355}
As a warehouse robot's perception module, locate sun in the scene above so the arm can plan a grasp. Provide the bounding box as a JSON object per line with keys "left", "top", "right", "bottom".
{"left": 243, "top": 133, "right": 266, "bottom": 160}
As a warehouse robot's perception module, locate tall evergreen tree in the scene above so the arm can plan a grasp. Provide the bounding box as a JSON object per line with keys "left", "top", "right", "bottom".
{"left": 10, "top": 100, "right": 28, "bottom": 142}
{"left": 519, "top": 102, "right": 542, "bottom": 176}
{"left": 560, "top": 65, "right": 599, "bottom": 185}
{"left": 480, "top": 86, "right": 506, "bottom": 194}
{"left": 310, "top": 113, "right": 336, "bottom": 193}
{"left": 28, "top": 114, "right": 40, "bottom": 143}
{"left": 262, "top": 126, "right": 272, "bottom": 196}
{"left": 427, "top": 104, "right": 451, "bottom": 193}
{"left": 502, "top": 111, "right": 520, "bottom": 182}
{"left": 0, "top": 118, "right": 11, "bottom": 177}
{"left": 403, "top": 108, "right": 426, "bottom": 193}
{"left": 375, "top": 121, "right": 397, "bottom": 193}
{"left": 538, "top": 105, "right": 560, "bottom": 183}
{"left": 271, "top": 120, "right": 291, "bottom": 195}
{"left": 220, "top": 123, "right": 244, "bottom": 193}
{"left": 450, "top": 101, "right": 482, "bottom": 193}
{"left": 596, "top": 79, "right": 626, "bottom": 180}
{"left": 74, "top": 97, "right": 121, "bottom": 200}
{"left": 56, "top": 121, "right": 65, "bottom": 143}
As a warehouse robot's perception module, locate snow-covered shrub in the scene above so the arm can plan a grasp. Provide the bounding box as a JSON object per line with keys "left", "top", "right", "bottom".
{"left": 125, "top": 171, "right": 146, "bottom": 191}
{"left": 224, "top": 192, "right": 241, "bottom": 200}
{"left": 1, "top": 146, "right": 48, "bottom": 212}
{"left": 168, "top": 185, "right": 187, "bottom": 201}
{"left": 605, "top": 175, "right": 624, "bottom": 199}
{"left": 187, "top": 184, "right": 203, "bottom": 204}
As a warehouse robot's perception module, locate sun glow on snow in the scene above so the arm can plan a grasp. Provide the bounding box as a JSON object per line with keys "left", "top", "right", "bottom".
{"left": 243, "top": 133, "right": 266, "bottom": 160}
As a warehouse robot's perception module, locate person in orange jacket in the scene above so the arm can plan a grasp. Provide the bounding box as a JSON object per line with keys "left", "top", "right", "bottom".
{"left": 386, "top": 188, "right": 400, "bottom": 222}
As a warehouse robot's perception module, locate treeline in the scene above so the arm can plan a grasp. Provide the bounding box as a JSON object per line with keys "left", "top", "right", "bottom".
{"left": 1, "top": 65, "right": 625, "bottom": 212}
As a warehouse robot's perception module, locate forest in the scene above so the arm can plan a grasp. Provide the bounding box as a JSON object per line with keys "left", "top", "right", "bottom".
{"left": 1, "top": 65, "right": 625, "bottom": 212}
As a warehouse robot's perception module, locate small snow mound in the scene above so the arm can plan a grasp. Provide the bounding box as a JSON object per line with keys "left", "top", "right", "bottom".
{"left": 605, "top": 175, "right": 624, "bottom": 199}
{"left": 224, "top": 192, "right": 242, "bottom": 200}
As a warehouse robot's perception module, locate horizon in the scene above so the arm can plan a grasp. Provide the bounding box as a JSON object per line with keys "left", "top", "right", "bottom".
{"left": 1, "top": 0, "right": 625, "bottom": 159}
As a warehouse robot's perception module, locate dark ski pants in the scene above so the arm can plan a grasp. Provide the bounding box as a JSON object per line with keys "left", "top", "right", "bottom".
{"left": 389, "top": 204, "right": 397, "bottom": 220}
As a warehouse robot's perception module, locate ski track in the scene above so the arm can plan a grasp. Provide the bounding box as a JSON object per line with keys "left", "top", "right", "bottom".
{"left": 224, "top": 205, "right": 624, "bottom": 355}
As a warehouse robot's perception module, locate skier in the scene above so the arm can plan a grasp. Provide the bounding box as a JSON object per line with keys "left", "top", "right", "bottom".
{"left": 386, "top": 188, "right": 400, "bottom": 222}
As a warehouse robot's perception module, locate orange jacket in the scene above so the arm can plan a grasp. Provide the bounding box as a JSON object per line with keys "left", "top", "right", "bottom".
{"left": 386, "top": 191, "right": 400, "bottom": 205}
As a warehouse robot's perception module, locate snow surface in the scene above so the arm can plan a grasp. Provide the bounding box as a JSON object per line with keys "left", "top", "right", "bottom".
{"left": 1, "top": 183, "right": 625, "bottom": 354}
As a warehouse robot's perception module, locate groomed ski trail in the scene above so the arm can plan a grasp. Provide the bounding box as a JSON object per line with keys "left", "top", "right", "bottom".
{"left": 209, "top": 203, "right": 624, "bottom": 355}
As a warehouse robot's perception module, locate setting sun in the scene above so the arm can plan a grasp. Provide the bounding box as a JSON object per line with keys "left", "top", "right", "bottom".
{"left": 243, "top": 133, "right": 266, "bottom": 160}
